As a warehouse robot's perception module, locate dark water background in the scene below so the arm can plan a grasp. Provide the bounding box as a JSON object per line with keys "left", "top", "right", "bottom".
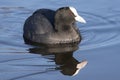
{"left": 0, "top": 0, "right": 120, "bottom": 80}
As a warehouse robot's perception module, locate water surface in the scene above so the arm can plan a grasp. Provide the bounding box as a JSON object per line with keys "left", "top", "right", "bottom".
{"left": 0, "top": 0, "right": 120, "bottom": 80}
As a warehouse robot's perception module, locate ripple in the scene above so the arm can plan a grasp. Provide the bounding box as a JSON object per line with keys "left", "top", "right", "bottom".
{"left": 80, "top": 31, "right": 120, "bottom": 50}
{"left": 0, "top": 7, "right": 33, "bottom": 53}
{"left": 78, "top": 11, "right": 120, "bottom": 50}
{"left": 0, "top": 7, "right": 32, "bottom": 13}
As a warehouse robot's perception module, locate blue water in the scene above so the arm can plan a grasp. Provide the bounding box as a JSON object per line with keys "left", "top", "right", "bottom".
{"left": 0, "top": 0, "right": 120, "bottom": 80}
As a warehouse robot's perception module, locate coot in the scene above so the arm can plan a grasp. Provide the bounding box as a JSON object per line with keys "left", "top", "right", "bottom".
{"left": 23, "top": 7, "right": 86, "bottom": 45}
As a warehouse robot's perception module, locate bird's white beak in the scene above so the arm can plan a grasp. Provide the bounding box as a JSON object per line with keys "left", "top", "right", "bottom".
{"left": 75, "top": 15, "right": 86, "bottom": 23}
{"left": 69, "top": 7, "right": 86, "bottom": 23}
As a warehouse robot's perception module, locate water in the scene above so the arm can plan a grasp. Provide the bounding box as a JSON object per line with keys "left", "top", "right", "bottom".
{"left": 0, "top": 0, "right": 120, "bottom": 80}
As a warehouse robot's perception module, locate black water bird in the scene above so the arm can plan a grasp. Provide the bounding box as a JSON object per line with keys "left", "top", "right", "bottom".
{"left": 23, "top": 6, "right": 86, "bottom": 45}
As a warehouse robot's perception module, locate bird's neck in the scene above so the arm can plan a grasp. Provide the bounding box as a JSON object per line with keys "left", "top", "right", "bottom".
{"left": 54, "top": 23, "right": 73, "bottom": 32}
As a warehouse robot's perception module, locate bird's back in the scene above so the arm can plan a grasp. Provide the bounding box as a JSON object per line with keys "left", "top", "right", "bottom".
{"left": 23, "top": 9, "right": 56, "bottom": 43}
{"left": 33, "top": 9, "right": 55, "bottom": 27}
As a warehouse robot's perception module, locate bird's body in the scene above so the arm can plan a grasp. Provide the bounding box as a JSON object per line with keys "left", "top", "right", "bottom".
{"left": 23, "top": 7, "right": 86, "bottom": 46}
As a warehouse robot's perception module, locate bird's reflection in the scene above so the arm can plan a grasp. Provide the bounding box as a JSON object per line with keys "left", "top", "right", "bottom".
{"left": 29, "top": 44, "right": 87, "bottom": 76}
